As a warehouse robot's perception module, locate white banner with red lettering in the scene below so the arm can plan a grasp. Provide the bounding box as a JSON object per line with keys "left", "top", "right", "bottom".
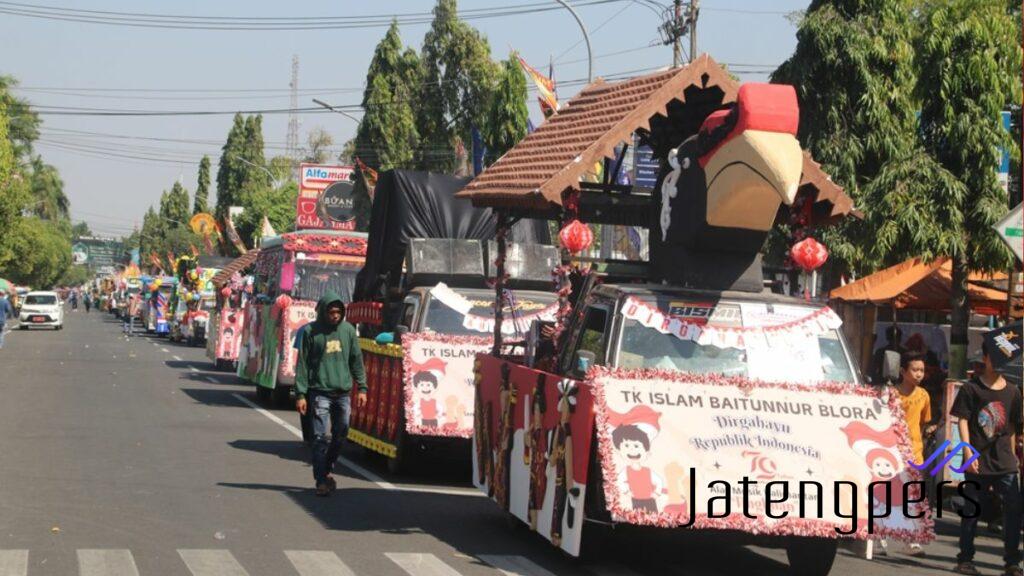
{"left": 620, "top": 297, "right": 842, "bottom": 351}
{"left": 590, "top": 368, "right": 933, "bottom": 543}
{"left": 402, "top": 333, "right": 491, "bottom": 438}
{"left": 430, "top": 283, "right": 558, "bottom": 336}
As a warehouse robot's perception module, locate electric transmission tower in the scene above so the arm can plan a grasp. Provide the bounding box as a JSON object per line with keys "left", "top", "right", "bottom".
{"left": 286, "top": 55, "right": 300, "bottom": 171}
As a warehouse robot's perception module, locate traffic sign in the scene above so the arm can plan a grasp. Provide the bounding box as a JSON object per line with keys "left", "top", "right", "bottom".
{"left": 994, "top": 202, "right": 1023, "bottom": 262}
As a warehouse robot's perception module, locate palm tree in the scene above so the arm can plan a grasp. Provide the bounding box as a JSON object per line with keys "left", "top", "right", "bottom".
{"left": 29, "top": 156, "right": 69, "bottom": 221}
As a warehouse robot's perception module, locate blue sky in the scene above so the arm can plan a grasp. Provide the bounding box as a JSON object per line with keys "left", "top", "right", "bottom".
{"left": 0, "top": 0, "right": 809, "bottom": 236}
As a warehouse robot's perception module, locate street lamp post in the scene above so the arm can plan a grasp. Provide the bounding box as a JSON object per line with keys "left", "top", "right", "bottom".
{"left": 231, "top": 154, "right": 282, "bottom": 189}
{"left": 312, "top": 98, "right": 362, "bottom": 124}
{"left": 553, "top": 0, "right": 593, "bottom": 83}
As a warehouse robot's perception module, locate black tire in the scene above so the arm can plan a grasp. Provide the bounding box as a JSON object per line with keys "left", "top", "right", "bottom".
{"left": 272, "top": 384, "right": 291, "bottom": 407}
{"left": 255, "top": 385, "right": 272, "bottom": 403}
{"left": 786, "top": 538, "right": 837, "bottom": 576}
{"left": 19, "top": 325, "right": 27, "bottom": 330}
{"left": 386, "top": 427, "right": 407, "bottom": 474}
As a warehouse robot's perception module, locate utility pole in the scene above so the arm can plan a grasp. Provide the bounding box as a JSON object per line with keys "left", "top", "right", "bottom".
{"left": 286, "top": 55, "right": 300, "bottom": 170}
{"left": 672, "top": 0, "right": 682, "bottom": 67}
{"left": 688, "top": 0, "right": 699, "bottom": 63}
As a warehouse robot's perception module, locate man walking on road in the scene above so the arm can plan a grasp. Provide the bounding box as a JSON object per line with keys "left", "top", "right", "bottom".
{"left": 951, "top": 342, "right": 1023, "bottom": 576}
{"left": 0, "top": 291, "right": 14, "bottom": 349}
{"left": 295, "top": 291, "right": 366, "bottom": 497}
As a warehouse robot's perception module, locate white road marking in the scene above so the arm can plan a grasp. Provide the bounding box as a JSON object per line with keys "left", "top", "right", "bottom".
{"left": 478, "top": 555, "right": 557, "bottom": 576}
{"left": 173, "top": 355, "right": 183, "bottom": 361}
{"left": 178, "top": 549, "right": 249, "bottom": 576}
{"left": 386, "top": 553, "right": 463, "bottom": 576}
{"left": 0, "top": 550, "right": 27, "bottom": 576}
{"left": 189, "top": 366, "right": 200, "bottom": 373}
{"left": 161, "top": 348, "right": 170, "bottom": 353}
{"left": 78, "top": 549, "right": 140, "bottom": 576}
{"left": 205, "top": 376, "right": 219, "bottom": 384}
{"left": 284, "top": 551, "right": 357, "bottom": 576}
{"left": 230, "top": 393, "right": 480, "bottom": 498}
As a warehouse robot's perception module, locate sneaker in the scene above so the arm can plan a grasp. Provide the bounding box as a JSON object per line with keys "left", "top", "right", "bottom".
{"left": 315, "top": 483, "right": 331, "bottom": 497}
{"left": 1005, "top": 566, "right": 1023, "bottom": 576}
{"left": 954, "top": 562, "right": 982, "bottom": 576}
{"left": 325, "top": 476, "right": 337, "bottom": 491}
{"left": 904, "top": 543, "right": 925, "bottom": 557}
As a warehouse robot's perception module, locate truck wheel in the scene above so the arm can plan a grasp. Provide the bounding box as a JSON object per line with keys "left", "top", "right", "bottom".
{"left": 786, "top": 538, "right": 837, "bottom": 576}
{"left": 272, "top": 385, "right": 291, "bottom": 407}
{"left": 255, "top": 385, "right": 272, "bottom": 403}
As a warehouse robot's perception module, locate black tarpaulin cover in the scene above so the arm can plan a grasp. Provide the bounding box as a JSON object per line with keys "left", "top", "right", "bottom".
{"left": 354, "top": 169, "right": 550, "bottom": 301}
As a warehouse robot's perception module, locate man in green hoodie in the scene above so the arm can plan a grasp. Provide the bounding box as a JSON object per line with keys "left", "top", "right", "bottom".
{"left": 295, "top": 291, "right": 367, "bottom": 496}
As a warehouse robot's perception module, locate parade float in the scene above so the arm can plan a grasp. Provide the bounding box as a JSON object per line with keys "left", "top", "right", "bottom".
{"left": 208, "top": 251, "right": 258, "bottom": 371}
{"left": 456, "top": 56, "right": 930, "bottom": 575}
{"left": 237, "top": 229, "right": 368, "bottom": 405}
{"left": 140, "top": 275, "right": 177, "bottom": 335}
{"left": 344, "top": 169, "right": 557, "bottom": 471}
{"left": 168, "top": 256, "right": 230, "bottom": 346}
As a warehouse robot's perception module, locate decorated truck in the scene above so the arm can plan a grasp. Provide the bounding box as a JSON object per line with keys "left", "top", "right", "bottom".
{"left": 238, "top": 229, "right": 367, "bottom": 404}
{"left": 208, "top": 251, "right": 258, "bottom": 371}
{"left": 456, "top": 60, "right": 931, "bottom": 575}
{"left": 140, "top": 275, "right": 177, "bottom": 335}
{"left": 345, "top": 169, "right": 558, "bottom": 471}
{"left": 169, "top": 257, "right": 230, "bottom": 346}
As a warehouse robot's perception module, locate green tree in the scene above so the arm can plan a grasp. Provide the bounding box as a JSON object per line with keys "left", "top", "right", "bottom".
{"left": 303, "top": 127, "right": 334, "bottom": 164}
{"left": 236, "top": 115, "right": 269, "bottom": 207}
{"left": 139, "top": 206, "right": 163, "bottom": 259}
{"left": 0, "top": 100, "right": 30, "bottom": 271}
{"left": 194, "top": 155, "right": 211, "bottom": 214}
{"left": 772, "top": 0, "right": 923, "bottom": 276}
{"left": 71, "top": 221, "right": 92, "bottom": 238}
{"left": 356, "top": 21, "right": 421, "bottom": 171}
{"left": 216, "top": 113, "right": 246, "bottom": 217}
{"left": 483, "top": 56, "right": 528, "bottom": 165}
{"left": 416, "top": 0, "right": 498, "bottom": 172}
{"left": 160, "top": 182, "right": 191, "bottom": 226}
{"left": 235, "top": 181, "right": 298, "bottom": 245}
{"left": 0, "top": 76, "right": 40, "bottom": 161}
{"left": 268, "top": 155, "right": 295, "bottom": 184}
{"left": 28, "top": 156, "right": 69, "bottom": 222}
{"left": 7, "top": 216, "right": 71, "bottom": 288}
{"left": 915, "top": 0, "right": 1021, "bottom": 376}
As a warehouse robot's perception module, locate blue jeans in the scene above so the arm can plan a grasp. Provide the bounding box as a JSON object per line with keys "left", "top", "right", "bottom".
{"left": 309, "top": 390, "right": 351, "bottom": 485}
{"left": 0, "top": 322, "right": 6, "bottom": 348}
{"left": 959, "top": 473, "right": 1022, "bottom": 567}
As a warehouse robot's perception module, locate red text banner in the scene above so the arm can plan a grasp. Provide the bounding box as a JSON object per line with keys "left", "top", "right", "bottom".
{"left": 590, "top": 368, "right": 933, "bottom": 543}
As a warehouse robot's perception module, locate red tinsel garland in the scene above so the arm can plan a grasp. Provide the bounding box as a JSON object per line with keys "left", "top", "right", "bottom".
{"left": 283, "top": 233, "right": 368, "bottom": 256}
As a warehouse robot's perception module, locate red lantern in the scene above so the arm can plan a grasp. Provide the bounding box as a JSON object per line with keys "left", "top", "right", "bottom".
{"left": 558, "top": 219, "right": 594, "bottom": 254}
{"left": 220, "top": 286, "right": 232, "bottom": 298}
{"left": 790, "top": 237, "right": 829, "bottom": 272}
{"left": 274, "top": 294, "right": 293, "bottom": 310}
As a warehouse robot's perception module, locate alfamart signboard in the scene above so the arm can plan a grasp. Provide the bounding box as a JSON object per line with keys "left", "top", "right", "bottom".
{"left": 297, "top": 163, "right": 356, "bottom": 231}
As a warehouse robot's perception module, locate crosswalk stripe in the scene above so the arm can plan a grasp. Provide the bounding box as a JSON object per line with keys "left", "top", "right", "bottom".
{"left": 78, "top": 549, "right": 140, "bottom": 576}
{"left": 478, "top": 555, "right": 557, "bottom": 576}
{"left": 178, "top": 549, "right": 249, "bottom": 576}
{"left": 385, "top": 553, "right": 463, "bottom": 576}
{"left": 0, "top": 551, "right": 27, "bottom": 576}
{"left": 284, "top": 551, "right": 357, "bottom": 576}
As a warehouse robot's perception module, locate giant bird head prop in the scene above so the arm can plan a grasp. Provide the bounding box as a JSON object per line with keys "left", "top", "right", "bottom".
{"left": 650, "top": 83, "right": 803, "bottom": 291}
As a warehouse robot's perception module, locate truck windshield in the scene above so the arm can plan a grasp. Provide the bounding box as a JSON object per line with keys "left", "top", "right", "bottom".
{"left": 616, "top": 301, "right": 856, "bottom": 384}
{"left": 423, "top": 290, "right": 557, "bottom": 339}
{"left": 291, "top": 262, "right": 358, "bottom": 303}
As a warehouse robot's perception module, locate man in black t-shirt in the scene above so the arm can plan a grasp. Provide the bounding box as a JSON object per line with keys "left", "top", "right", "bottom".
{"left": 951, "top": 342, "right": 1024, "bottom": 576}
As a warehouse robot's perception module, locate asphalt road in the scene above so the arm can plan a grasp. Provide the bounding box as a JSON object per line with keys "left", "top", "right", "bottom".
{"left": 0, "top": 310, "right": 1008, "bottom": 575}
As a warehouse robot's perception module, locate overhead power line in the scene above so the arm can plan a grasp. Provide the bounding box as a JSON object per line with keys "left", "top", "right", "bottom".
{"left": 0, "top": 0, "right": 622, "bottom": 30}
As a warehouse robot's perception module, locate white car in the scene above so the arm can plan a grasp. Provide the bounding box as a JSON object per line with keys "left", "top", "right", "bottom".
{"left": 19, "top": 291, "right": 64, "bottom": 330}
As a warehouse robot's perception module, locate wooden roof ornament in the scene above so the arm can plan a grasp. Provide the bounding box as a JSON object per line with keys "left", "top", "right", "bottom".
{"left": 457, "top": 54, "right": 854, "bottom": 227}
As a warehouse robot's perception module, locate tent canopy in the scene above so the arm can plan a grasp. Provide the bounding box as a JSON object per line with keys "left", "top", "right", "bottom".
{"left": 830, "top": 257, "right": 1012, "bottom": 316}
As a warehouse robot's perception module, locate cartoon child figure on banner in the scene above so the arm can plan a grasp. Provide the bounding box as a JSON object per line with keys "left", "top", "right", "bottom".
{"left": 411, "top": 357, "right": 447, "bottom": 429}
{"left": 609, "top": 405, "right": 665, "bottom": 513}
{"left": 840, "top": 421, "right": 919, "bottom": 531}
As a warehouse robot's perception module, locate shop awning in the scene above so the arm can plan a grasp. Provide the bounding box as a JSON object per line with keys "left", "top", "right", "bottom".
{"left": 830, "top": 257, "right": 1013, "bottom": 316}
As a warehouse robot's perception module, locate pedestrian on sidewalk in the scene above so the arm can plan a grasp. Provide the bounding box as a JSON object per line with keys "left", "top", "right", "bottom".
{"left": 294, "top": 291, "right": 366, "bottom": 497}
{"left": 70, "top": 289, "right": 78, "bottom": 311}
{"left": 952, "top": 342, "right": 1023, "bottom": 576}
{"left": 0, "top": 291, "right": 14, "bottom": 349}
{"left": 83, "top": 292, "right": 92, "bottom": 313}
{"left": 889, "top": 351, "right": 931, "bottom": 557}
